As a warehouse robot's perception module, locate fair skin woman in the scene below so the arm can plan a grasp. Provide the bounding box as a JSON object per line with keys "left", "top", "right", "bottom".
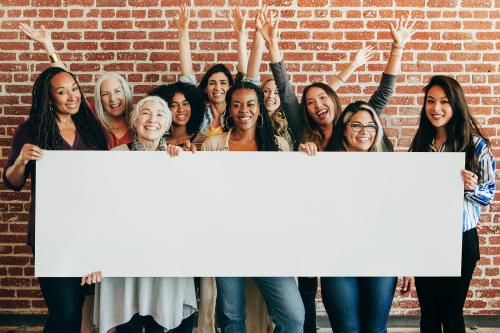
{"left": 411, "top": 76, "right": 495, "bottom": 332}
{"left": 257, "top": 11, "right": 416, "bottom": 150}
{"left": 174, "top": 5, "right": 250, "bottom": 132}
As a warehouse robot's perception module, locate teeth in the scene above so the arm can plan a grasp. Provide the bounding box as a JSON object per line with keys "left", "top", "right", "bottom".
{"left": 238, "top": 116, "right": 251, "bottom": 122}
{"left": 316, "top": 109, "right": 327, "bottom": 116}
{"left": 177, "top": 115, "right": 187, "bottom": 120}
{"left": 265, "top": 100, "right": 276, "bottom": 105}
{"left": 144, "top": 126, "right": 159, "bottom": 130}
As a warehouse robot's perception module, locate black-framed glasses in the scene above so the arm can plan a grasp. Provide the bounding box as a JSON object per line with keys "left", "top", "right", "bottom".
{"left": 349, "top": 122, "right": 378, "bottom": 132}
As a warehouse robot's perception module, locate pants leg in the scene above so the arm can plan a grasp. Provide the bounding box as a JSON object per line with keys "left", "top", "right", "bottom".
{"left": 320, "top": 277, "right": 360, "bottom": 333}
{"left": 298, "top": 277, "right": 318, "bottom": 333}
{"left": 359, "top": 277, "right": 397, "bottom": 333}
{"left": 38, "top": 277, "right": 86, "bottom": 333}
{"left": 441, "top": 229, "right": 479, "bottom": 333}
{"left": 415, "top": 228, "right": 480, "bottom": 333}
{"left": 254, "top": 277, "right": 304, "bottom": 333}
{"left": 216, "top": 277, "right": 246, "bottom": 333}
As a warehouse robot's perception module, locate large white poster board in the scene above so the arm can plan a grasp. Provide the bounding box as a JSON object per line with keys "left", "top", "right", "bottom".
{"left": 36, "top": 151, "right": 464, "bottom": 277}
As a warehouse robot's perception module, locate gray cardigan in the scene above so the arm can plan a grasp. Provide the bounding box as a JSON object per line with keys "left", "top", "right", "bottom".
{"left": 269, "top": 60, "right": 397, "bottom": 144}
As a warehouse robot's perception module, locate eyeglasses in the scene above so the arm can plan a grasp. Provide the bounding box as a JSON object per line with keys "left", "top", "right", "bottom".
{"left": 348, "top": 122, "right": 378, "bottom": 132}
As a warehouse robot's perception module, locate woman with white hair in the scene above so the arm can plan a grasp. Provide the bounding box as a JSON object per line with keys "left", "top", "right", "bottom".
{"left": 85, "top": 96, "right": 197, "bottom": 333}
{"left": 20, "top": 24, "right": 134, "bottom": 149}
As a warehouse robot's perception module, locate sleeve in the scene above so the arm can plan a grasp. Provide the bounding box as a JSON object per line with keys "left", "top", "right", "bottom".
{"left": 464, "top": 138, "right": 496, "bottom": 207}
{"left": 2, "top": 122, "right": 32, "bottom": 191}
{"left": 179, "top": 74, "right": 197, "bottom": 86}
{"left": 367, "top": 72, "right": 397, "bottom": 117}
{"left": 240, "top": 74, "right": 261, "bottom": 86}
{"left": 269, "top": 61, "right": 303, "bottom": 142}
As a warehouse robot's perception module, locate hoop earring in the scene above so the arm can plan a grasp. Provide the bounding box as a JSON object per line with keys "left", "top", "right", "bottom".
{"left": 257, "top": 114, "right": 264, "bottom": 129}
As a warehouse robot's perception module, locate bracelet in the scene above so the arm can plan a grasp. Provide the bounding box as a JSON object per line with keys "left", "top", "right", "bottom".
{"left": 48, "top": 53, "right": 60, "bottom": 63}
{"left": 390, "top": 49, "right": 403, "bottom": 58}
{"left": 392, "top": 42, "right": 404, "bottom": 49}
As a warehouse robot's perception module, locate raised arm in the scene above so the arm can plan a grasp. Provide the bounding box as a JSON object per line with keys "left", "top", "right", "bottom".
{"left": 19, "top": 23, "right": 66, "bottom": 69}
{"left": 173, "top": 5, "right": 193, "bottom": 77}
{"left": 258, "top": 9, "right": 303, "bottom": 141}
{"left": 384, "top": 15, "right": 416, "bottom": 75}
{"left": 246, "top": 5, "right": 266, "bottom": 79}
{"left": 368, "top": 15, "right": 417, "bottom": 115}
{"left": 328, "top": 46, "right": 375, "bottom": 91}
{"left": 229, "top": 7, "right": 248, "bottom": 75}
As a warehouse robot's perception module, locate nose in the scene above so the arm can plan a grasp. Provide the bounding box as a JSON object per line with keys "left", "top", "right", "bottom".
{"left": 359, "top": 126, "right": 368, "bottom": 134}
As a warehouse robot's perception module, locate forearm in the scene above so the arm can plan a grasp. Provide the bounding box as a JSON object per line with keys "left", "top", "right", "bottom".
{"left": 4, "top": 161, "right": 27, "bottom": 188}
{"left": 329, "top": 62, "right": 358, "bottom": 91}
{"left": 179, "top": 30, "right": 193, "bottom": 76}
{"left": 267, "top": 39, "right": 283, "bottom": 64}
{"left": 44, "top": 43, "right": 66, "bottom": 69}
{"left": 383, "top": 43, "right": 403, "bottom": 76}
{"left": 247, "top": 31, "right": 263, "bottom": 79}
{"left": 236, "top": 31, "right": 248, "bottom": 74}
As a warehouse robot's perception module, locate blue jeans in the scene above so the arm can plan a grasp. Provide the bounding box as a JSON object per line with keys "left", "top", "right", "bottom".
{"left": 216, "top": 277, "right": 304, "bottom": 333}
{"left": 321, "top": 277, "right": 397, "bottom": 333}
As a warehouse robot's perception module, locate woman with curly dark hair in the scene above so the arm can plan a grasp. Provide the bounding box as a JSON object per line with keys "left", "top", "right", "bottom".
{"left": 2, "top": 66, "right": 107, "bottom": 333}
{"left": 148, "top": 81, "right": 207, "bottom": 150}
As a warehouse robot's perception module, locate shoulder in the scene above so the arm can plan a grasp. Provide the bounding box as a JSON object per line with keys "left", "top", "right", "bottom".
{"left": 11, "top": 120, "right": 34, "bottom": 143}
{"left": 111, "top": 144, "right": 130, "bottom": 151}
{"left": 275, "top": 135, "right": 291, "bottom": 151}
{"left": 202, "top": 133, "right": 227, "bottom": 151}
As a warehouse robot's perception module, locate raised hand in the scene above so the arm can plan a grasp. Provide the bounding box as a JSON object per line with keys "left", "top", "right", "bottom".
{"left": 256, "top": 6, "right": 279, "bottom": 44}
{"left": 352, "top": 45, "right": 376, "bottom": 69}
{"left": 390, "top": 15, "right": 417, "bottom": 47}
{"left": 173, "top": 4, "right": 190, "bottom": 32}
{"left": 19, "top": 23, "right": 54, "bottom": 52}
{"left": 229, "top": 7, "right": 246, "bottom": 35}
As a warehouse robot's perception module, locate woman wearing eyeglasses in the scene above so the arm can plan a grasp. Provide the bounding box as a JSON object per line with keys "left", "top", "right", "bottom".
{"left": 300, "top": 101, "right": 413, "bottom": 333}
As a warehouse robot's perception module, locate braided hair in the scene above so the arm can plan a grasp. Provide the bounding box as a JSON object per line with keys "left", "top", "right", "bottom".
{"left": 222, "top": 81, "right": 279, "bottom": 151}
{"left": 28, "top": 67, "right": 107, "bottom": 150}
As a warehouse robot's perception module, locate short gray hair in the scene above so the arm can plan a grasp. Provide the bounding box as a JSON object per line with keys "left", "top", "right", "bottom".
{"left": 130, "top": 96, "right": 172, "bottom": 135}
{"left": 94, "top": 72, "right": 133, "bottom": 130}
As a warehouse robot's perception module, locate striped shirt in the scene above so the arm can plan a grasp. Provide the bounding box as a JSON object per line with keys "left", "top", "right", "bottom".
{"left": 430, "top": 136, "right": 496, "bottom": 232}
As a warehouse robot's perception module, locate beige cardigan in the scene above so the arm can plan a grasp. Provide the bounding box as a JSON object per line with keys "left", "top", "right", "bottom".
{"left": 198, "top": 130, "right": 288, "bottom": 333}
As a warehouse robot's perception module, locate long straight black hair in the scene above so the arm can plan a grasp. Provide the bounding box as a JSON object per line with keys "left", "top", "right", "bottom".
{"left": 410, "top": 75, "right": 488, "bottom": 172}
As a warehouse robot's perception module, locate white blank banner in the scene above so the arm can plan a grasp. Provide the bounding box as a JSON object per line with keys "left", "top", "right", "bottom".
{"left": 36, "top": 151, "right": 464, "bottom": 277}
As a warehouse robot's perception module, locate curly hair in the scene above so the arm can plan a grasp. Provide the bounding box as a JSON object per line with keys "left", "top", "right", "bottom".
{"left": 262, "top": 78, "right": 295, "bottom": 150}
{"left": 222, "top": 81, "right": 279, "bottom": 151}
{"left": 410, "top": 75, "right": 489, "bottom": 172}
{"left": 148, "top": 81, "right": 206, "bottom": 136}
{"left": 28, "top": 67, "right": 107, "bottom": 150}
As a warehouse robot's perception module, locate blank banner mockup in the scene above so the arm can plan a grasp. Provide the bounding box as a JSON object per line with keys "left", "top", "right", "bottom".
{"left": 35, "top": 151, "right": 464, "bottom": 277}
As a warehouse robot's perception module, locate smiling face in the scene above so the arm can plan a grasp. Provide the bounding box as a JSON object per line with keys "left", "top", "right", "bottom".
{"left": 49, "top": 72, "right": 81, "bottom": 116}
{"left": 100, "top": 78, "right": 126, "bottom": 118}
{"left": 230, "top": 88, "right": 260, "bottom": 132}
{"left": 170, "top": 92, "right": 191, "bottom": 127}
{"left": 305, "top": 86, "right": 337, "bottom": 127}
{"left": 425, "top": 85, "right": 453, "bottom": 129}
{"left": 262, "top": 80, "right": 281, "bottom": 115}
{"left": 343, "top": 110, "right": 378, "bottom": 152}
{"left": 134, "top": 100, "right": 168, "bottom": 142}
{"left": 205, "top": 72, "right": 231, "bottom": 104}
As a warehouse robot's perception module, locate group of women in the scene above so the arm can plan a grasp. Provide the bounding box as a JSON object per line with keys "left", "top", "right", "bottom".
{"left": 3, "top": 5, "right": 496, "bottom": 333}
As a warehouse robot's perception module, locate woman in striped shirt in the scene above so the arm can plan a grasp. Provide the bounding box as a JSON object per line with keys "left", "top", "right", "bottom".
{"left": 410, "top": 75, "right": 496, "bottom": 333}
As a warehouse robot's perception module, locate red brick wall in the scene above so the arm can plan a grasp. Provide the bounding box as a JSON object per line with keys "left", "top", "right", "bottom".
{"left": 0, "top": 0, "right": 498, "bottom": 316}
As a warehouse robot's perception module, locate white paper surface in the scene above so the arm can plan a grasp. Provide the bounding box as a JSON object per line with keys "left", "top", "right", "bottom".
{"left": 35, "top": 151, "right": 464, "bottom": 277}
